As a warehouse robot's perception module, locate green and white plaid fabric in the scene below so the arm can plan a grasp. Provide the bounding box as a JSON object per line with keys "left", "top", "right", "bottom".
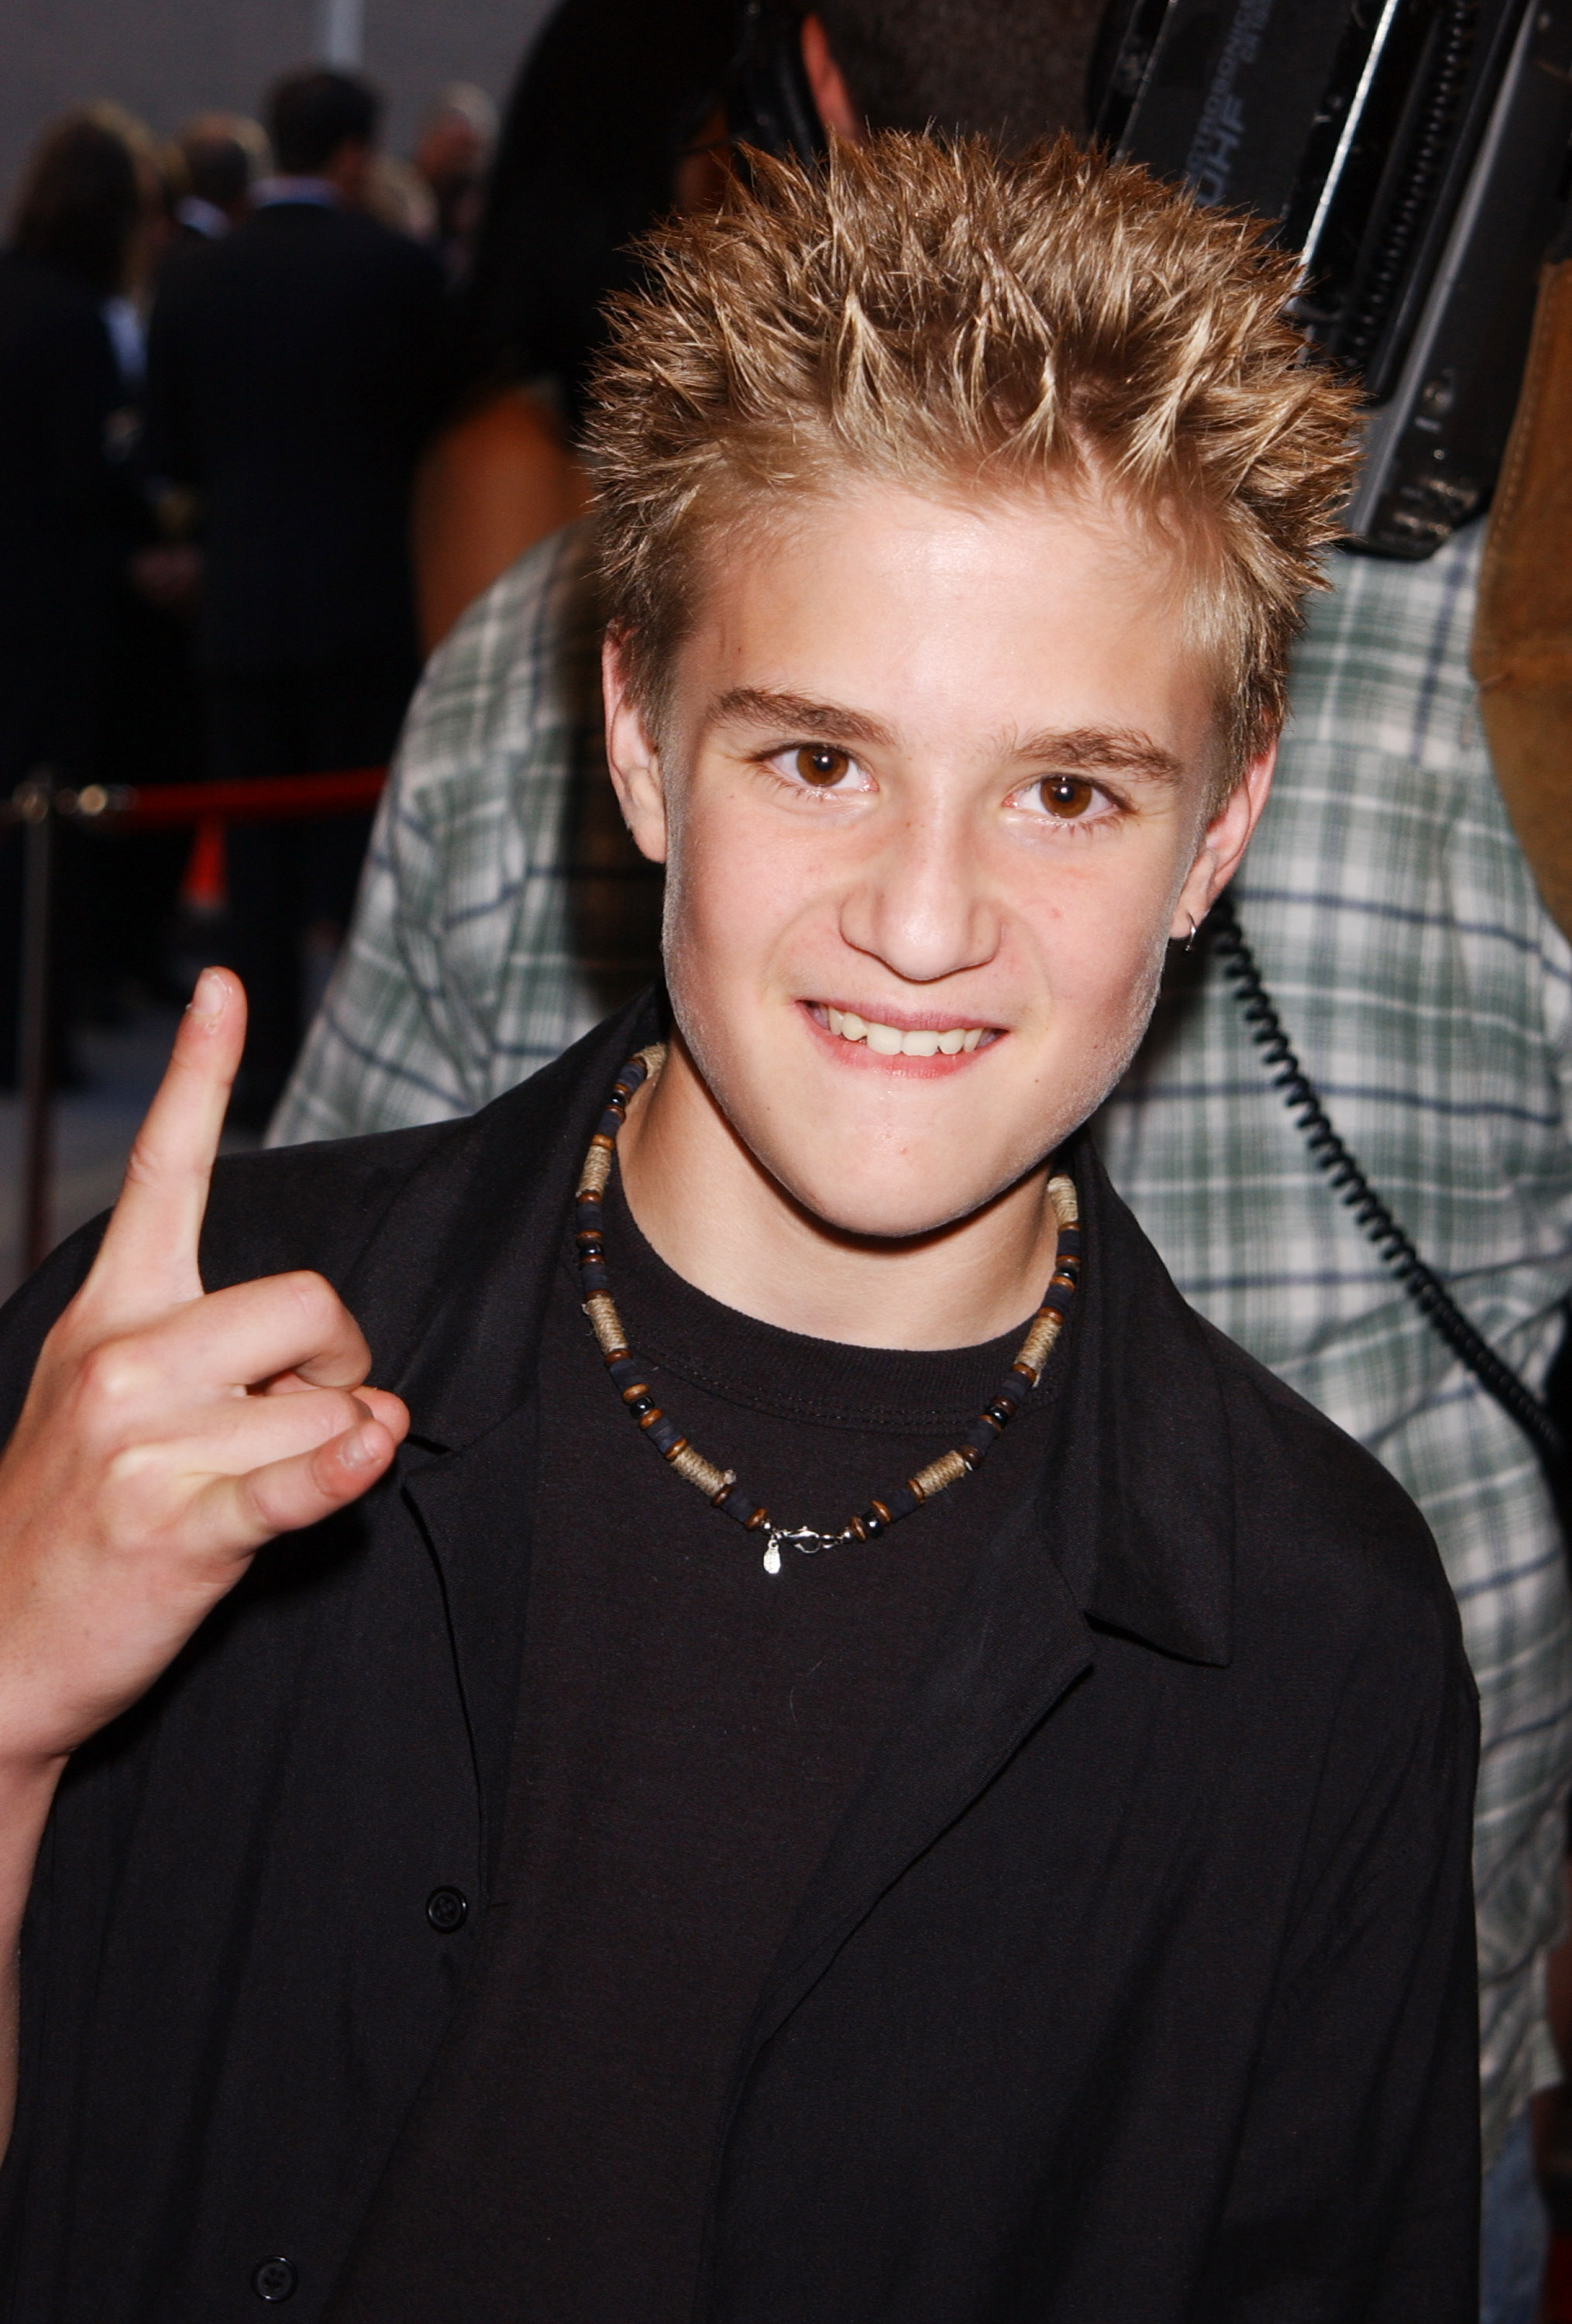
{"left": 273, "top": 516, "right": 1572, "bottom": 2164}
{"left": 1099, "top": 523, "right": 1572, "bottom": 2166}
{"left": 272, "top": 522, "right": 661, "bottom": 1142}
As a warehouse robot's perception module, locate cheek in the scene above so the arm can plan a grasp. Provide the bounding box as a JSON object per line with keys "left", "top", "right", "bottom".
{"left": 661, "top": 795, "right": 783, "bottom": 1043}
{"left": 1080, "top": 896, "right": 1174, "bottom": 1087}
{"left": 1020, "top": 845, "right": 1175, "bottom": 991}
{"left": 664, "top": 790, "right": 827, "bottom": 992}
{"left": 665, "top": 796, "right": 749, "bottom": 951}
{"left": 1012, "top": 849, "right": 1177, "bottom": 1082}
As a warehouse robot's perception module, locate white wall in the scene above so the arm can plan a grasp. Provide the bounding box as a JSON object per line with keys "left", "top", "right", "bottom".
{"left": 2, "top": 0, "right": 560, "bottom": 218}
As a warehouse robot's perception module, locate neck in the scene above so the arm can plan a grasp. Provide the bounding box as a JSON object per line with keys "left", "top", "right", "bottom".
{"left": 616, "top": 1032, "right": 1063, "bottom": 1350}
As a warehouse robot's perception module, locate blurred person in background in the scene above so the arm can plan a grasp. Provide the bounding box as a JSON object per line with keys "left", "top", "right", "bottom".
{"left": 0, "top": 106, "right": 201, "bottom": 1039}
{"left": 166, "top": 114, "right": 268, "bottom": 260}
{"left": 0, "top": 108, "right": 144, "bottom": 1085}
{"left": 119, "top": 114, "right": 270, "bottom": 834}
{"left": 74, "top": 116, "right": 208, "bottom": 1030}
{"left": 144, "top": 66, "right": 443, "bottom": 1126}
{"left": 275, "top": 4, "right": 1572, "bottom": 2313}
{"left": 411, "top": 81, "right": 497, "bottom": 280}
{"left": 410, "top": 0, "right": 740, "bottom": 655}
{"left": 362, "top": 150, "right": 439, "bottom": 243}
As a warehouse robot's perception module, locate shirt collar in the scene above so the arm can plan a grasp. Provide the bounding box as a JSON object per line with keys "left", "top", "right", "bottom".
{"left": 175, "top": 194, "right": 230, "bottom": 237}
{"left": 1042, "top": 1136, "right": 1235, "bottom": 1666}
{"left": 252, "top": 176, "right": 338, "bottom": 208}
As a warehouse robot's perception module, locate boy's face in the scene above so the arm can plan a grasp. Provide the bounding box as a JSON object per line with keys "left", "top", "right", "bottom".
{"left": 606, "top": 478, "right": 1271, "bottom": 1243}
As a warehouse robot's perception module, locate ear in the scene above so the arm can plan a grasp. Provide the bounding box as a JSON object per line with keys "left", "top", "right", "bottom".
{"left": 1170, "top": 743, "right": 1275, "bottom": 942}
{"left": 800, "top": 15, "right": 864, "bottom": 143}
{"left": 603, "top": 632, "right": 671, "bottom": 866}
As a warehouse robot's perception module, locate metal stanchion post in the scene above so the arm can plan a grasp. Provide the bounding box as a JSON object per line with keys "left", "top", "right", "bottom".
{"left": 15, "top": 769, "right": 57, "bottom": 1280}
{"left": 2, "top": 764, "right": 384, "bottom": 1287}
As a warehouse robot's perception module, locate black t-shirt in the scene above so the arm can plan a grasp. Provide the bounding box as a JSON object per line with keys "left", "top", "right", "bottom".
{"left": 338, "top": 1170, "right": 1066, "bottom": 2321}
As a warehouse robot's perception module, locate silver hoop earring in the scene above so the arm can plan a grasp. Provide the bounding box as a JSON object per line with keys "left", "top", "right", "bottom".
{"left": 1184, "top": 913, "right": 1199, "bottom": 953}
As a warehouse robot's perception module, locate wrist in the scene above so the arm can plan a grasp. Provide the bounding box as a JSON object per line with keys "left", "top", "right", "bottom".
{"left": 0, "top": 1748, "right": 70, "bottom": 1818}
{"left": 0, "top": 1748, "right": 67, "bottom": 1939}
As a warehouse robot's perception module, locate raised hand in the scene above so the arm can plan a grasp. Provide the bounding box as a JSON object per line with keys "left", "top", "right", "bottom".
{"left": 0, "top": 969, "right": 409, "bottom": 1770}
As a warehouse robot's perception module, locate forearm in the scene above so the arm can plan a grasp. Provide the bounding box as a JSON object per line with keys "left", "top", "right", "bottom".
{"left": 0, "top": 1753, "right": 68, "bottom": 2162}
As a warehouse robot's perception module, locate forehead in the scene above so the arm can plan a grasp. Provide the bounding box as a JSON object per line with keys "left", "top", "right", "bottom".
{"left": 675, "top": 476, "right": 1216, "bottom": 766}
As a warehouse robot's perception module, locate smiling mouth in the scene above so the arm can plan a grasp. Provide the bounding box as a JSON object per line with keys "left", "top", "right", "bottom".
{"left": 809, "top": 1003, "right": 998, "bottom": 1058}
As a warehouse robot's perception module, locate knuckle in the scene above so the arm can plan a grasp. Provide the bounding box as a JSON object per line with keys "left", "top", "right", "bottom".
{"left": 118, "top": 1133, "right": 158, "bottom": 1192}
{"left": 77, "top": 1336, "right": 153, "bottom": 1418}
{"left": 327, "top": 1391, "right": 366, "bottom": 1438}
{"left": 281, "top": 1270, "right": 341, "bottom": 1334}
{"left": 239, "top": 1468, "right": 284, "bottom": 1535}
{"left": 286, "top": 1391, "right": 361, "bottom": 1450}
{"left": 101, "top": 1439, "right": 166, "bottom": 1498}
{"left": 119, "top": 1131, "right": 183, "bottom": 1195}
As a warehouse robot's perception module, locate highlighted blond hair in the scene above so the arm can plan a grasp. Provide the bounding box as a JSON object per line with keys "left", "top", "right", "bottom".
{"left": 586, "top": 133, "right": 1361, "bottom": 774}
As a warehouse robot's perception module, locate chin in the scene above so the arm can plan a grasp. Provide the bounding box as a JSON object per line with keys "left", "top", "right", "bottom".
{"left": 771, "top": 1151, "right": 1027, "bottom": 1246}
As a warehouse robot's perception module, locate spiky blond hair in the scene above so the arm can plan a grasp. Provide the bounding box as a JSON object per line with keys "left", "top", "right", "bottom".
{"left": 585, "top": 133, "right": 1361, "bottom": 775}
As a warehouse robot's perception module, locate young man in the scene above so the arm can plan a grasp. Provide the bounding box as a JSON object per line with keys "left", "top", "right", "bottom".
{"left": 273, "top": 16, "right": 1572, "bottom": 2302}
{"left": 0, "top": 137, "right": 1476, "bottom": 2319}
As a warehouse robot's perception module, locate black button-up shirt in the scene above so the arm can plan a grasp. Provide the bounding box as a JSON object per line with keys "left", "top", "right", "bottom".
{"left": 0, "top": 995, "right": 1480, "bottom": 2322}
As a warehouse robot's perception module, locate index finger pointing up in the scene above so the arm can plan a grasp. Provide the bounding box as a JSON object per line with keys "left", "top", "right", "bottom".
{"left": 82, "top": 969, "right": 247, "bottom": 1329}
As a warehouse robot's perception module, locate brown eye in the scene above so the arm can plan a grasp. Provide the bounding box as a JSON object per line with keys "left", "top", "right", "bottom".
{"left": 1041, "top": 775, "right": 1096, "bottom": 820}
{"left": 795, "top": 745, "right": 851, "bottom": 786}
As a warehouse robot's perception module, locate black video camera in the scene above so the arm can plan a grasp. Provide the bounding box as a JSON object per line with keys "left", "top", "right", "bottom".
{"left": 1092, "top": 0, "right": 1572, "bottom": 556}
{"left": 728, "top": 1, "right": 826, "bottom": 165}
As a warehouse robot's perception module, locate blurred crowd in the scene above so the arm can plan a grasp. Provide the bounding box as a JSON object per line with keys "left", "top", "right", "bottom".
{"left": 0, "top": 0, "right": 742, "bottom": 1121}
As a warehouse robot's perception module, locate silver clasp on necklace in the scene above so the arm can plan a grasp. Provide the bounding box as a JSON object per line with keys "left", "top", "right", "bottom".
{"left": 762, "top": 1525, "right": 851, "bottom": 1576}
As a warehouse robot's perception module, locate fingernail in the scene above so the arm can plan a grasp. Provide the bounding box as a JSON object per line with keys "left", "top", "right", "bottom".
{"left": 187, "top": 968, "right": 225, "bottom": 1021}
{"left": 342, "top": 1426, "right": 380, "bottom": 1468}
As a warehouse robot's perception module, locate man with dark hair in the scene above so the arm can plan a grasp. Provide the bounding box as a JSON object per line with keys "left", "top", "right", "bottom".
{"left": 168, "top": 115, "right": 268, "bottom": 253}
{"left": 143, "top": 68, "right": 443, "bottom": 1126}
{"left": 268, "top": 67, "right": 380, "bottom": 180}
{"left": 0, "top": 133, "right": 1475, "bottom": 2321}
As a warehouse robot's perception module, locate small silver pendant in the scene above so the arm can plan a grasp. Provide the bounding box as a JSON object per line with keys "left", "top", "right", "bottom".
{"left": 762, "top": 1525, "right": 838, "bottom": 1576}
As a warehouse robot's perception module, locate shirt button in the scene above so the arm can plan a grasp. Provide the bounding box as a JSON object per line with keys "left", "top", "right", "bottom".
{"left": 252, "top": 2257, "right": 298, "bottom": 2302}
{"left": 426, "top": 1886, "right": 468, "bottom": 1932}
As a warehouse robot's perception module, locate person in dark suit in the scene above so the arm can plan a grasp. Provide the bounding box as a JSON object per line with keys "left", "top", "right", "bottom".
{"left": 144, "top": 69, "right": 444, "bottom": 1124}
{"left": 162, "top": 115, "right": 267, "bottom": 273}
{"left": 0, "top": 112, "right": 141, "bottom": 1085}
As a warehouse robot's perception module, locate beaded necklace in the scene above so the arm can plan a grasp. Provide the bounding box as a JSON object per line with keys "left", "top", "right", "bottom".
{"left": 575, "top": 1043, "right": 1083, "bottom": 1576}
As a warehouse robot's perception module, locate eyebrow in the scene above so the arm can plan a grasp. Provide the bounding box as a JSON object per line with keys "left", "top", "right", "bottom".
{"left": 703, "top": 691, "right": 1187, "bottom": 788}
{"left": 1010, "top": 727, "right": 1187, "bottom": 786}
{"left": 703, "top": 687, "right": 897, "bottom": 749}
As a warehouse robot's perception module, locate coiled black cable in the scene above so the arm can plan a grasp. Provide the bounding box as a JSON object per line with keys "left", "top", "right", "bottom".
{"left": 1207, "top": 891, "right": 1566, "bottom": 1474}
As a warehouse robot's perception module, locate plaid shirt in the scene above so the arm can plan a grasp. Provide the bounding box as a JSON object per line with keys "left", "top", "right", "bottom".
{"left": 273, "top": 517, "right": 1572, "bottom": 2164}
{"left": 273, "top": 522, "right": 662, "bottom": 1139}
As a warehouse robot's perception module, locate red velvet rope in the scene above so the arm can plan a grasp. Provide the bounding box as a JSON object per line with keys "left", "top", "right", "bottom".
{"left": 92, "top": 767, "right": 387, "bottom": 828}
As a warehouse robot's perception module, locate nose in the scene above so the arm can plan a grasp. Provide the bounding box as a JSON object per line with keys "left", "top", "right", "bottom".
{"left": 837, "top": 800, "right": 1002, "bottom": 985}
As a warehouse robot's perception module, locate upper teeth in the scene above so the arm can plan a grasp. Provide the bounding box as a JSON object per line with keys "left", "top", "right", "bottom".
{"left": 827, "top": 1008, "right": 984, "bottom": 1057}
